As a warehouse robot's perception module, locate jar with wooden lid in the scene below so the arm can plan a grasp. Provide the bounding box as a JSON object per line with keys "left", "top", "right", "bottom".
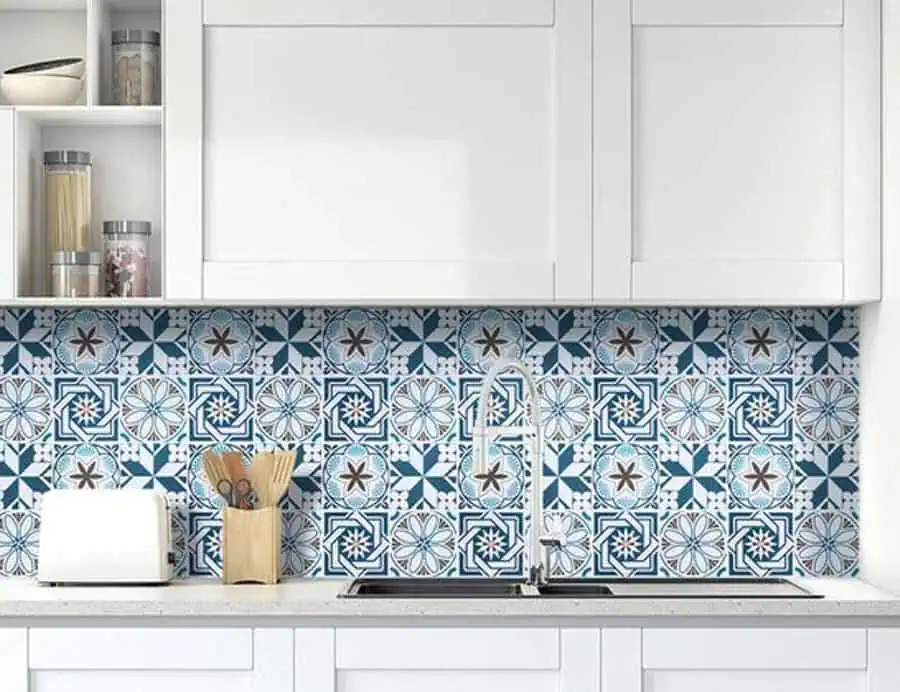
{"left": 44, "top": 150, "right": 92, "bottom": 254}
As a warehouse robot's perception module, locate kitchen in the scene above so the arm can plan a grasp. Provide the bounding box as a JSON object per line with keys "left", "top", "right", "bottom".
{"left": 0, "top": 0, "right": 899, "bottom": 690}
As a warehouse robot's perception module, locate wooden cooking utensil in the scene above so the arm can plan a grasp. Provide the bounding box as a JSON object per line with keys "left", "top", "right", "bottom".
{"left": 250, "top": 451, "right": 275, "bottom": 508}
{"left": 202, "top": 450, "right": 230, "bottom": 497}
{"left": 269, "top": 450, "right": 294, "bottom": 506}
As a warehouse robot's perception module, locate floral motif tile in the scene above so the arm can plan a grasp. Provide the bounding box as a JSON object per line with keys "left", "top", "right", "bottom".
{"left": 0, "top": 307, "right": 860, "bottom": 578}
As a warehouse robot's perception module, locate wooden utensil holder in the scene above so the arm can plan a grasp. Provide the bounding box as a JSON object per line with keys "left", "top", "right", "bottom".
{"left": 222, "top": 506, "right": 281, "bottom": 585}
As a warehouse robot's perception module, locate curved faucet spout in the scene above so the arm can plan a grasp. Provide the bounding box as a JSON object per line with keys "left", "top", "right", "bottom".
{"left": 472, "top": 358, "right": 552, "bottom": 586}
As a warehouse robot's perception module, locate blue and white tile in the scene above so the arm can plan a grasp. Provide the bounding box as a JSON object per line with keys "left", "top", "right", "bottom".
{"left": 323, "top": 309, "right": 389, "bottom": 376}
{"left": 188, "top": 509, "right": 223, "bottom": 577}
{"left": 390, "top": 441, "right": 457, "bottom": 510}
{"left": 170, "top": 507, "right": 189, "bottom": 579}
{"left": 658, "top": 440, "right": 726, "bottom": 511}
{"left": 119, "top": 441, "right": 188, "bottom": 497}
{"left": 54, "top": 377, "right": 118, "bottom": 442}
{"left": 322, "top": 510, "right": 390, "bottom": 577}
{"left": 0, "top": 510, "right": 40, "bottom": 577}
{"left": 593, "top": 511, "right": 658, "bottom": 577}
{"left": 728, "top": 512, "right": 793, "bottom": 576}
{"left": 524, "top": 308, "right": 592, "bottom": 375}
{"left": 323, "top": 376, "right": 390, "bottom": 442}
{"left": 538, "top": 376, "right": 592, "bottom": 442}
{"left": 255, "top": 376, "right": 321, "bottom": 444}
{"left": 0, "top": 442, "right": 51, "bottom": 509}
{"left": 54, "top": 309, "right": 118, "bottom": 375}
{"left": 542, "top": 439, "right": 592, "bottom": 510}
{"left": 120, "top": 377, "right": 186, "bottom": 443}
{"left": 728, "top": 308, "right": 793, "bottom": 375}
{"left": 287, "top": 442, "right": 323, "bottom": 510}
{"left": 458, "top": 511, "right": 524, "bottom": 577}
{"left": 658, "top": 510, "right": 727, "bottom": 577}
{"left": 188, "top": 308, "right": 254, "bottom": 376}
{"left": 727, "top": 443, "right": 793, "bottom": 510}
{"left": 390, "top": 510, "right": 457, "bottom": 577}
{"left": 544, "top": 511, "right": 592, "bottom": 577}
{"left": 389, "top": 308, "right": 457, "bottom": 375}
{"left": 795, "top": 376, "right": 859, "bottom": 443}
{"left": 795, "top": 510, "right": 859, "bottom": 577}
{"left": 188, "top": 377, "right": 254, "bottom": 443}
{"left": 458, "top": 375, "right": 527, "bottom": 442}
{"left": 458, "top": 308, "right": 526, "bottom": 374}
{"left": 0, "top": 376, "right": 52, "bottom": 442}
{"left": 794, "top": 308, "right": 859, "bottom": 376}
{"left": 390, "top": 376, "right": 455, "bottom": 443}
{"left": 323, "top": 443, "right": 389, "bottom": 510}
{"left": 120, "top": 308, "right": 188, "bottom": 375}
{"left": 0, "top": 309, "right": 54, "bottom": 375}
{"left": 659, "top": 376, "right": 727, "bottom": 443}
{"left": 53, "top": 443, "right": 119, "bottom": 489}
{"left": 459, "top": 442, "right": 525, "bottom": 510}
{"left": 593, "top": 377, "right": 657, "bottom": 442}
{"left": 255, "top": 307, "right": 323, "bottom": 375}
{"left": 658, "top": 308, "right": 728, "bottom": 375}
{"left": 282, "top": 510, "right": 322, "bottom": 577}
{"left": 795, "top": 438, "right": 859, "bottom": 510}
{"left": 593, "top": 309, "right": 658, "bottom": 375}
{"left": 728, "top": 377, "right": 793, "bottom": 442}
{"left": 594, "top": 442, "right": 658, "bottom": 510}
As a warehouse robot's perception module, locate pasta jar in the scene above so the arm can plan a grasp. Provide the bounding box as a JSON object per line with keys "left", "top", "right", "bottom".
{"left": 103, "top": 220, "right": 151, "bottom": 297}
{"left": 112, "top": 29, "right": 161, "bottom": 106}
{"left": 51, "top": 251, "right": 101, "bottom": 298}
{"left": 44, "top": 150, "right": 92, "bottom": 253}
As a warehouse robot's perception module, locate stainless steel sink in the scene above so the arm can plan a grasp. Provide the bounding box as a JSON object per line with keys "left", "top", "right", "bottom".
{"left": 341, "top": 578, "right": 822, "bottom": 599}
{"left": 342, "top": 578, "right": 524, "bottom": 598}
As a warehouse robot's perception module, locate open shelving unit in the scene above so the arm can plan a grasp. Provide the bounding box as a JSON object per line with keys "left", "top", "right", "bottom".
{"left": 0, "top": 0, "right": 163, "bottom": 303}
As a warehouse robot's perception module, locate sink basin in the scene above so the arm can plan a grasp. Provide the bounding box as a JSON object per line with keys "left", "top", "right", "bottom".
{"left": 539, "top": 578, "right": 822, "bottom": 599}
{"left": 342, "top": 578, "right": 524, "bottom": 598}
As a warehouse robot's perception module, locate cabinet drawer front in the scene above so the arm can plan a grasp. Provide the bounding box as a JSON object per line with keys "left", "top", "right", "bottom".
{"left": 336, "top": 628, "right": 559, "bottom": 670}
{"left": 204, "top": 0, "right": 555, "bottom": 26}
{"left": 642, "top": 628, "right": 866, "bottom": 670}
{"left": 29, "top": 628, "right": 253, "bottom": 671}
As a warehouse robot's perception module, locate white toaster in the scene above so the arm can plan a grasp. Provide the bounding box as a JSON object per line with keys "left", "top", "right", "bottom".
{"left": 38, "top": 489, "right": 172, "bottom": 585}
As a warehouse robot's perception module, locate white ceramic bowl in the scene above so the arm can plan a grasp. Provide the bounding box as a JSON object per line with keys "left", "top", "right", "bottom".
{"left": 0, "top": 74, "right": 84, "bottom": 106}
{"left": 3, "top": 57, "right": 85, "bottom": 79}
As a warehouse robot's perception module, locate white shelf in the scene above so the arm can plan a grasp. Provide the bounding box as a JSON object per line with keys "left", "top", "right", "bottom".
{"left": 15, "top": 105, "right": 162, "bottom": 126}
{"left": 0, "top": 1, "right": 84, "bottom": 9}
{"left": 8, "top": 297, "right": 171, "bottom": 307}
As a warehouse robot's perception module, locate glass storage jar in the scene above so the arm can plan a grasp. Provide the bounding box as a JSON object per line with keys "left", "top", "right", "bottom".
{"left": 44, "top": 150, "right": 92, "bottom": 254}
{"left": 51, "top": 251, "right": 101, "bottom": 298}
{"left": 112, "top": 29, "right": 161, "bottom": 106}
{"left": 103, "top": 220, "right": 151, "bottom": 297}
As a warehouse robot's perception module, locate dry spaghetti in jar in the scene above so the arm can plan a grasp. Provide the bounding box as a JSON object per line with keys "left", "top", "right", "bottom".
{"left": 103, "top": 220, "right": 151, "bottom": 297}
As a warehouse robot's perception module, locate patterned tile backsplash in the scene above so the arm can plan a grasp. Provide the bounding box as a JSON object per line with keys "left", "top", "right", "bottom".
{"left": 0, "top": 307, "right": 860, "bottom": 579}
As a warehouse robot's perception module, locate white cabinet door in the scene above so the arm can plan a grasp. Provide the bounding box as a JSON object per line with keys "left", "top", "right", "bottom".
{"left": 603, "top": 628, "right": 880, "bottom": 692}
{"left": 0, "top": 108, "right": 13, "bottom": 301}
{"left": 296, "top": 628, "right": 599, "bottom": 692}
{"left": 595, "top": 0, "right": 880, "bottom": 304}
{"left": 27, "top": 628, "right": 291, "bottom": 692}
{"left": 167, "top": 0, "right": 592, "bottom": 303}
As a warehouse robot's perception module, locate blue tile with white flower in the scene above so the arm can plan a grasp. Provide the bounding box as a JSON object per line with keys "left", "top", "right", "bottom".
{"left": 0, "top": 307, "right": 859, "bottom": 578}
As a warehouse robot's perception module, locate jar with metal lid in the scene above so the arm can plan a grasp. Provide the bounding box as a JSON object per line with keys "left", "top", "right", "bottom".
{"left": 44, "top": 150, "right": 92, "bottom": 254}
{"left": 112, "top": 29, "right": 160, "bottom": 106}
{"left": 51, "top": 251, "right": 101, "bottom": 298}
{"left": 103, "top": 220, "right": 151, "bottom": 297}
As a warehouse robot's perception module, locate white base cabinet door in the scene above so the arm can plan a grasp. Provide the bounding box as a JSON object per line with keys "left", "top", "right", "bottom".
{"left": 603, "top": 628, "right": 900, "bottom": 692}
{"left": 23, "top": 628, "right": 292, "bottom": 692}
{"left": 295, "top": 628, "right": 599, "bottom": 692}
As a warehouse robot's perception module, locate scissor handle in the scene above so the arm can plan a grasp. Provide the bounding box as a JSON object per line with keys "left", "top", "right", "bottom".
{"left": 233, "top": 478, "right": 254, "bottom": 510}
{"left": 216, "top": 479, "right": 234, "bottom": 507}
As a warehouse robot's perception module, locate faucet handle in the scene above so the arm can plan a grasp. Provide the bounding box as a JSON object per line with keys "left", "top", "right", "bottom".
{"left": 537, "top": 535, "right": 562, "bottom": 585}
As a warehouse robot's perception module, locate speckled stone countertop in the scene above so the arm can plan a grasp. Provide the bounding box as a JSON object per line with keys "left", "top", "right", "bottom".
{"left": 0, "top": 578, "right": 897, "bottom": 620}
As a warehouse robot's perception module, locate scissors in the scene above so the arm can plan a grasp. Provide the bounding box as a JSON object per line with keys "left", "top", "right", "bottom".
{"left": 216, "top": 478, "right": 257, "bottom": 510}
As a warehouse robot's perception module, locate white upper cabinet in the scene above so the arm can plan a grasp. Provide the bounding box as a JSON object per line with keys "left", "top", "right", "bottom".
{"left": 595, "top": 0, "right": 881, "bottom": 304}
{"left": 167, "top": 0, "right": 592, "bottom": 302}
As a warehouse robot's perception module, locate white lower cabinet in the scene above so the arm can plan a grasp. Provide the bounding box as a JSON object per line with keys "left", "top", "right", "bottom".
{"left": 9, "top": 628, "right": 292, "bottom": 692}
{"left": 295, "top": 628, "right": 599, "bottom": 692}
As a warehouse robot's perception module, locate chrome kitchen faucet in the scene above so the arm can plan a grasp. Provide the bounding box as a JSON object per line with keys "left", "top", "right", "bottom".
{"left": 473, "top": 358, "right": 560, "bottom": 587}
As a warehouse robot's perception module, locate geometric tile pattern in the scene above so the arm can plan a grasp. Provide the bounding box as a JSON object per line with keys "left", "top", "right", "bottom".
{"left": 0, "top": 307, "right": 859, "bottom": 578}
